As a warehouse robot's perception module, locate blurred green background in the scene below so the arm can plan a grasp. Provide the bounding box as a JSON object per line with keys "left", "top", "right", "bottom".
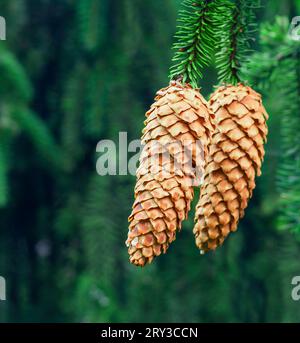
{"left": 0, "top": 0, "right": 300, "bottom": 323}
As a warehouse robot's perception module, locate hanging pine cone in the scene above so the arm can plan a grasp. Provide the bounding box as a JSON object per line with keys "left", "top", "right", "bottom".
{"left": 193, "top": 84, "right": 268, "bottom": 253}
{"left": 127, "top": 80, "right": 214, "bottom": 266}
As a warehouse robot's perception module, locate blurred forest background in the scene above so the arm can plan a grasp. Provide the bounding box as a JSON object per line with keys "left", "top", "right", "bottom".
{"left": 0, "top": 0, "right": 300, "bottom": 323}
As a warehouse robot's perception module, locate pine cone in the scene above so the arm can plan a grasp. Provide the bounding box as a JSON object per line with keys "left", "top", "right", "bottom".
{"left": 193, "top": 84, "right": 268, "bottom": 253}
{"left": 127, "top": 81, "right": 214, "bottom": 266}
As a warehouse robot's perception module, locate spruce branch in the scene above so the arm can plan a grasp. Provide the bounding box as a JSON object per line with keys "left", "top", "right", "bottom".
{"left": 215, "top": 0, "right": 260, "bottom": 85}
{"left": 243, "top": 16, "right": 300, "bottom": 90}
{"left": 245, "top": 16, "right": 300, "bottom": 236}
{"left": 11, "top": 107, "right": 72, "bottom": 173}
{"left": 169, "top": 0, "right": 218, "bottom": 88}
{"left": 276, "top": 56, "right": 300, "bottom": 236}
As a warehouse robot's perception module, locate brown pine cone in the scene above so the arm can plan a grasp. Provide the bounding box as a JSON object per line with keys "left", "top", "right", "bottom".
{"left": 127, "top": 81, "right": 214, "bottom": 266}
{"left": 193, "top": 84, "right": 269, "bottom": 253}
